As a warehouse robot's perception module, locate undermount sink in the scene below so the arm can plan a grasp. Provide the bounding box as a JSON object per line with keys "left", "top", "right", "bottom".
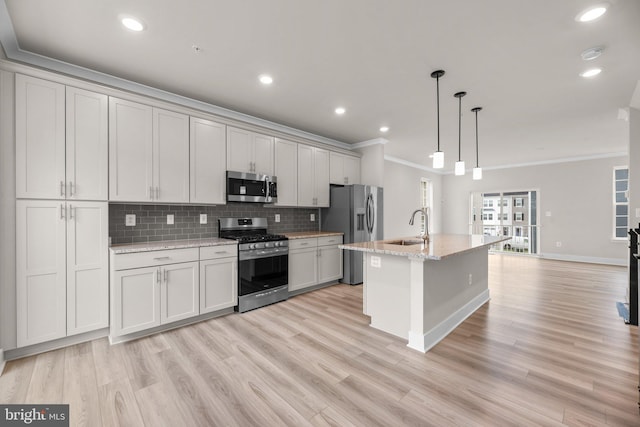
{"left": 386, "top": 239, "right": 425, "bottom": 246}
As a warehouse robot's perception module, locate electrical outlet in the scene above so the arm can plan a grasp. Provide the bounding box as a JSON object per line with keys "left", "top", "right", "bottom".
{"left": 200, "top": 214, "right": 207, "bottom": 224}
{"left": 468, "top": 274, "right": 473, "bottom": 285}
{"left": 371, "top": 256, "right": 381, "bottom": 268}
{"left": 125, "top": 214, "right": 136, "bottom": 226}
{"left": 275, "top": 214, "right": 281, "bottom": 223}
{"left": 167, "top": 214, "right": 174, "bottom": 225}
{"left": 310, "top": 213, "right": 315, "bottom": 222}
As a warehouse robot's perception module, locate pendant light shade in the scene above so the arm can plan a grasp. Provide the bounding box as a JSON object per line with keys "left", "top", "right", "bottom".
{"left": 471, "top": 106, "right": 483, "bottom": 180}
{"left": 431, "top": 70, "right": 445, "bottom": 169}
{"left": 454, "top": 91, "right": 466, "bottom": 176}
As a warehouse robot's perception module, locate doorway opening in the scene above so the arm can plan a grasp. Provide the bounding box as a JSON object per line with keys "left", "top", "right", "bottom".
{"left": 470, "top": 190, "right": 539, "bottom": 255}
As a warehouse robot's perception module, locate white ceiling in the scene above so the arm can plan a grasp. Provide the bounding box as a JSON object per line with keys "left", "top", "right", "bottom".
{"left": 2, "top": 0, "right": 639, "bottom": 171}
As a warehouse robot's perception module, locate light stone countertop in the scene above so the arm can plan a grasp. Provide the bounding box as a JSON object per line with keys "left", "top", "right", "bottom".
{"left": 110, "top": 237, "right": 237, "bottom": 254}
{"left": 282, "top": 231, "right": 344, "bottom": 239}
{"left": 340, "top": 234, "right": 510, "bottom": 260}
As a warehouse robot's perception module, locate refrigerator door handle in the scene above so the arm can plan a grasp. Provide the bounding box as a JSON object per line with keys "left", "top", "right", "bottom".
{"left": 366, "top": 193, "right": 374, "bottom": 234}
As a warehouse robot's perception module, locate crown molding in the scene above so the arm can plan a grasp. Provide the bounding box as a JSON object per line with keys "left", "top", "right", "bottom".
{"left": 352, "top": 138, "right": 389, "bottom": 149}
{"left": 384, "top": 155, "right": 444, "bottom": 174}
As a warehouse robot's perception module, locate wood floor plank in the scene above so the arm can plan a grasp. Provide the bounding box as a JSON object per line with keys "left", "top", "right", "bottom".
{"left": 0, "top": 256, "right": 638, "bottom": 426}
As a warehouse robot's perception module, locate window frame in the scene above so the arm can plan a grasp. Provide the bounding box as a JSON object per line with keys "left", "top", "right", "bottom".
{"left": 613, "top": 166, "right": 629, "bottom": 240}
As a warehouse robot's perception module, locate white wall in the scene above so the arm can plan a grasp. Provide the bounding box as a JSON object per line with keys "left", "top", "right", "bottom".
{"left": 0, "top": 69, "right": 15, "bottom": 352}
{"left": 383, "top": 159, "right": 443, "bottom": 239}
{"left": 629, "top": 108, "right": 640, "bottom": 228}
{"left": 357, "top": 143, "right": 385, "bottom": 187}
{"left": 442, "top": 156, "right": 628, "bottom": 264}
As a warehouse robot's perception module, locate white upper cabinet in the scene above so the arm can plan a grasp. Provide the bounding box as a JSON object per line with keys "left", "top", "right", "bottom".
{"left": 15, "top": 75, "right": 66, "bottom": 199}
{"left": 330, "top": 152, "right": 361, "bottom": 185}
{"left": 153, "top": 108, "right": 190, "bottom": 203}
{"left": 66, "top": 87, "right": 108, "bottom": 200}
{"left": 297, "top": 144, "right": 330, "bottom": 207}
{"left": 190, "top": 117, "right": 226, "bottom": 204}
{"left": 274, "top": 138, "right": 298, "bottom": 206}
{"left": 109, "top": 97, "right": 153, "bottom": 201}
{"left": 16, "top": 75, "right": 108, "bottom": 200}
{"left": 109, "top": 98, "right": 189, "bottom": 203}
{"left": 227, "top": 126, "right": 274, "bottom": 175}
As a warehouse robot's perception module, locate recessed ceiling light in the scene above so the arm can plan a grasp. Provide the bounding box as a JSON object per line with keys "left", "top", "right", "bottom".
{"left": 580, "top": 68, "right": 602, "bottom": 77}
{"left": 335, "top": 107, "right": 346, "bottom": 115}
{"left": 121, "top": 16, "right": 145, "bottom": 32}
{"left": 259, "top": 75, "right": 273, "bottom": 85}
{"left": 379, "top": 126, "right": 389, "bottom": 133}
{"left": 581, "top": 46, "right": 604, "bottom": 61}
{"left": 576, "top": 4, "right": 608, "bottom": 22}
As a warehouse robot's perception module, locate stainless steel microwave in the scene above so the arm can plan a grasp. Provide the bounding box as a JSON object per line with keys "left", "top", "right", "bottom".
{"left": 226, "top": 171, "right": 278, "bottom": 203}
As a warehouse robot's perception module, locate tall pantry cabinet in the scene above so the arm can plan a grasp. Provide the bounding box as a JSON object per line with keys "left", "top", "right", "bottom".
{"left": 15, "top": 74, "right": 109, "bottom": 347}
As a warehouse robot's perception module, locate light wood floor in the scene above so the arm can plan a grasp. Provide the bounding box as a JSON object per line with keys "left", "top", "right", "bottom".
{"left": 1, "top": 255, "right": 638, "bottom": 426}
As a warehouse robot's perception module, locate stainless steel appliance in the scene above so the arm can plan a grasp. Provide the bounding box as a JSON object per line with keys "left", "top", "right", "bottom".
{"left": 226, "top": 171, "right": 278, "bottom": 203}
{"left": 321, "top": 184, "right": 383, "bottom": 284}
{"left": 219, "top": 217, "right": 288, "bottom": 312}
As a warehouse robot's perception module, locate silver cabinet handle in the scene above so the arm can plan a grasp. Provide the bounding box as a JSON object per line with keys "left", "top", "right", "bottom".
{"left": 164, "top": 269, "right": 168, "bottom": 283}
{"left": 156, "top": 268, "right": 161, "bottom": 284}
{"left": 300, "top": 242, "right": 309, "bottom": 246}
{"left": 60, "top": 204, "right": 65, "bottom": 219}
{"left": 153, "top": 256, "right": 172, "bottom": 261}
{"left": 156, "top": 187, "right": 160, "bottom": 200}
{"left": 69, "top": 181, "right": 74, "bottom": 197}
{"left": 149, "top": 186, "right": 154, "bottom": 200}
{"left": 214, "top": 251, "right": 229, "bottom": 254}
{"left": 69, "top": 205, "right": 74, "bottom": 220}
{"left": 60, "top": 181, "right": 65, "bottom": 197}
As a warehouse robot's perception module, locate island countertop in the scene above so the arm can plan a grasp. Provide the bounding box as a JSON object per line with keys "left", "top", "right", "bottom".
{"left": 340, "top": 234, "right": 510, "bottom": 260}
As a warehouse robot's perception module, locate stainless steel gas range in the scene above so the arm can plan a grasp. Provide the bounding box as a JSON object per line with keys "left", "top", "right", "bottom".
{"left": 218, "top": 217, "right": 288, "bottom": 312}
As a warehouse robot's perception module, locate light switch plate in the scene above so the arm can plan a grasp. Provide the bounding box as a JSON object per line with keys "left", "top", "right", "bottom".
{"left": 371, "top": 256, "right": 381, "bottom": 268}
{"left": 125, "top": 214, "right": 136, "bottom": 226}
{"left": 200, "top": 214, "right": 207, "bottom": 224}
{"left": 636, "top": 208, "right": 640, "bottom": 218}
{"left": 275, "top": 214, "right": 281, "bottom": 223}
{"left": 167, "top": 214, "right": 174, "bottom": 225}
{"left": 310, "top": 213, "right": 315, "bottom": 222}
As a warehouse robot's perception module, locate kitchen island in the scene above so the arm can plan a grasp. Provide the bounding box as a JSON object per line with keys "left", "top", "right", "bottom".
{"left": 340, "top": 234, "right": 509, "bottom": 352}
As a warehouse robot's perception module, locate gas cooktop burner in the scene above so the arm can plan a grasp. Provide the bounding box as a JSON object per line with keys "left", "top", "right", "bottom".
{"left": 226, "top": 233, "right": 287, "bottom": 244}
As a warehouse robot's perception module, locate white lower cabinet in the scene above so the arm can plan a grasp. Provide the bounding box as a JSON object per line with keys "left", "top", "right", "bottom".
{"left": 288, "top": 236, "right": 343, "bottom": 293}
{"left": 111, "top": 248, "right": 199, "bottom": 337}
{"left": 16, "top": 200, "right": 108, "bottom": 347}
{"left": 200, "top": 246, "right": 238, "bottom": 314}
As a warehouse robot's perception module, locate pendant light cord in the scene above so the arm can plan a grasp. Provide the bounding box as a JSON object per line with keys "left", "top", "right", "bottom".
{"left": 436, "top": 75, "right": 441, "bottom": 152}
{"left": 475, "top": 109, "right": 479, "bottom": 167}
{"left": 458, "top": 96, "right": 462, "bottom": 161}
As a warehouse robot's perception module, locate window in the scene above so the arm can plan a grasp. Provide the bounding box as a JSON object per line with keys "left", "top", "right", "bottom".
{"left": 420, "top": 178, "right": 431, "bottom": 234}
{"left": 614, "top": 167, "right": 629, "bottom": 239}
{"left": 514, "top": 197, "right": 524, "bottom": 207}
{"left": 514, "top": 212, "right": 524, "bottom": 222}
{"left": 483, "top": 199, "right": 494, "bottom": 208}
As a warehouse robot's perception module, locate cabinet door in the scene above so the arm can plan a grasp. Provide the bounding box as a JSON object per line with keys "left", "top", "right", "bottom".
{"left": 161, "top": 261, "right": 199, "bottom": 324}
{"left": 253, "top": 133, "right": 274, "bottom": 175}
{"left": 190, "top": 117, "right": 226, "bottom": 204}
{"left": 16, "top": 200, "right": 67, "bottom": 347}
{"left": 109, "top": 97, "right": 153, "bottom": 201}
{"left": 344, "top": 155, "right": 361, "bottom": 185}
{"left": 288, "top": 247, "right": 318, "bottom": 291}
{"left": 297, "top": 144, "right": 315, "bottom": 207}
{"left": 318, "top": 245, "right": 343, "bottom": 283}
{"left": 153, "top": 108, "right": 190, "bottom": 203}
{"left": 113, "top": 266, "right": 160, "bottom": 336}
{"left": 66, "top": 87, "right": 108, "bottom": 200}
{"left": 274, "top": 139, "right": 297, "bottom": 206}
{"left": 200, "top": 257, "right": 238, "bottom": 314}
{"left": 314, "top": 148, "right": 331, "bottom": 207}
{"left": 227, "top": 127, "right": 253, "bottom": 173}
{"left": 67, "top": 202, "right": 108, "bottom": 336}
{"left": 329, "top": 152, "right": 345, "bottom": 185}
{"left": 15, "top": 74, "right": 66, "bottom": 199}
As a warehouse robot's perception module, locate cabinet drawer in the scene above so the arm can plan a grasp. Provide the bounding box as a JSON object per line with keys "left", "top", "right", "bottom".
{"left": 200, "top": 245, "right": 238, "bottom": 260}
{"left": 289, "top": 238, "right": 317, "bottom": 250}
{"left": 112, "top": 248, "right": 199, "bottom": 270}
{"left": 318, "top": 235, "right": 343, "bottom": 247}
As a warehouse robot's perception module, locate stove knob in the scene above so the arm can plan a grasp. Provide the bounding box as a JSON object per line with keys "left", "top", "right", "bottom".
{"left": 265, "top": 242, "right": 273, "bottom": 248}
{"left": 249, "top": 243, "right": 257, "bottom": 249}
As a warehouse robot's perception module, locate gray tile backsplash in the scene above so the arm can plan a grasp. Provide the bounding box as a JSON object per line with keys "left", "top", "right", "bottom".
{"left": 109, "top": 203, "right": 320, "bottom": 244}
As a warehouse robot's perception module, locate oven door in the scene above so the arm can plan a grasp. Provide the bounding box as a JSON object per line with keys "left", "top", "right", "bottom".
{"left": 238, "top": 252, "right": 288, "bottom": 296}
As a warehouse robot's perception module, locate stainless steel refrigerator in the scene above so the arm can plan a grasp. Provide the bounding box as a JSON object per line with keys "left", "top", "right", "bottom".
{"left": 320, "top": 184, "right": 383, "bottom": 285}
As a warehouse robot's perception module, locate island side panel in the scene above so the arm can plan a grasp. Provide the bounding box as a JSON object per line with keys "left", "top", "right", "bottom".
{"left": 364, "top": 253, "right": 411, "bottom": 339}
{"left": 419, "top": 247, "right": 490, "bottom": 351}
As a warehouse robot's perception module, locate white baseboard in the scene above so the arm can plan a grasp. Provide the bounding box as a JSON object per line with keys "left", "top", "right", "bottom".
{"left": 541, "top": 252, "right": 626, "bottom": 266}
{"left": 407, "top": 289, "right": 490, "bottom": 353}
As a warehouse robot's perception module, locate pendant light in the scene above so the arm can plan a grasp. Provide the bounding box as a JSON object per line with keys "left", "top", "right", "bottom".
{"left": 454, "top": 91, "right": 466, "bottom": 176}
{"left": 471, "top": 107, "right": 483, "bottom": 180}
{"left": 431, "top": 70, "right": 445, "bottom": 169}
